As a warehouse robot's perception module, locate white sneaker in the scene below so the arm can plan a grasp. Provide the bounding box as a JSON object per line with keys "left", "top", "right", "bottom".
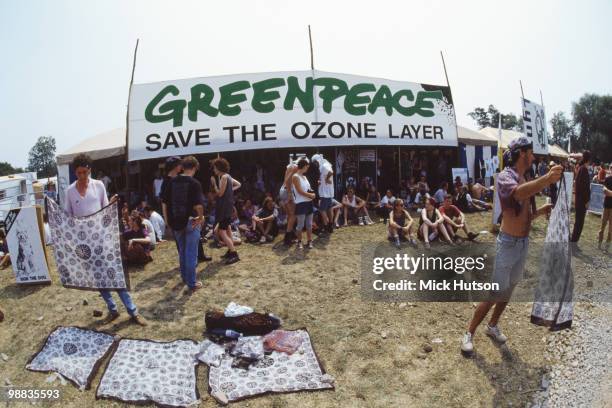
{"left": 485, "top": 324, "right": 508, "bottom": 343}
{"left": 358, "top": 217, "right": 364, "bottom": 226}
{"left": 461, "top": 332, "right": 474, "bottom": 353}
{"left": 366, "top": 216, "right": 374, "bottom": 225}
{"left": 259, "top": 235, "right": 267, "bottom": 243}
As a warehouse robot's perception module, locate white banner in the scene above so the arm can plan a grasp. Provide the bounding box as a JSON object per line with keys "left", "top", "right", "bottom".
{"left": 128, "top": 70, "right": 458, "bottom": 161}
{"left": 522, "top": 98, "right": 548, "bottom": 155}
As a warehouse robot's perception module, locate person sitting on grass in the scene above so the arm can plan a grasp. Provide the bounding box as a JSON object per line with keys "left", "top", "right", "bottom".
{"left": 433, "top": 182, "right": 449, "bottom": 206}
{"left": 456, "top": 186, "right": 488, "bottom": 212}
{"left": 378, "top": 189, "right": 396, "bottom": 223}
{"left": 418, "top": 197, "right": 453, "bottom": 249}
{"left": 342, "top": 187, "right": 373, "bottom": 226}
{"left": 467, "top": 182, "right": 493, "bottom": 209}
{"left": 241, "top": 198, "right": 257, "bottom": 223}
{"left": 0, "top": 230, "right": 10, "bottom": 270}
{"left": 366, "top": 185, "right": 381, "bottom": 211}
{"left": 412, "top": 183, "right": 431, "bottom": 210}
{"left": 332, "top": 198, "right": 344, "bottom": 228}
{"left": 143, "top": 206, "right": 166, "bottom": 242}
{"left": 439, "top": 194, "right": 479, "bottom": 241}
{"left": 388, "top": 199, "right": 417, "bottom": 247}
{"left": 252, "top": 197, "right": 278, "bottom": 243}
{"left": 123, "top": 214, "right": 153, "bottom": 265}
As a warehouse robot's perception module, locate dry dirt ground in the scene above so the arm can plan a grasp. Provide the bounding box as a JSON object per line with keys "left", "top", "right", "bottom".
{"left": 0, "top": 199, "right": 609, "bottom": 408}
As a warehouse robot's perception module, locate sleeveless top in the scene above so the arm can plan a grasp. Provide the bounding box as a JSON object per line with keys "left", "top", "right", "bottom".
{"left": 215, "top": 174, "right": 234, "bottom": 220}
{"left": 292, "top": 174, "right": 312, "bottom": 204}
{"left": 392, "top": 210, "right": 407, "bottom": 226}
{"left": 346, "top": 195, "right": 357, "bottom": 207}
{"left": 420, "top": 208, "right": 438, "bottom": 226}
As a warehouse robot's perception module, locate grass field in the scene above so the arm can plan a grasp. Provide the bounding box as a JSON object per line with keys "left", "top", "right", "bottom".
{"left": 0, "top": 199, "right": 608, "bottom": 407}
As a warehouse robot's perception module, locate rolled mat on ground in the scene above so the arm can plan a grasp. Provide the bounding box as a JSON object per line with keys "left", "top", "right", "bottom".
{"left": 26, "top": 326, "right": 116, "bottom": 390}
{"left": 46, "top": 198, "right": 129, "bottom": 291}
{"left": 205, "top": 310, "right": 282, "bottom": 336}
{"left": 208, "top": 329, "right": 334, "bottom": 403}
{"left": 96, "top": 338, "right": 201, "bottom": 408}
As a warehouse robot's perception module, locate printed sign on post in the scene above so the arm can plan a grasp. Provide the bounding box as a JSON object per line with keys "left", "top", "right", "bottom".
{"left": 522, "top": 98, "right": 549, "bottom": 155}
{"left": 5, "top": 206, "right": 51, "bottom": 284}
{"left": 588, "top": 183, "right": 604, "bottom": 215}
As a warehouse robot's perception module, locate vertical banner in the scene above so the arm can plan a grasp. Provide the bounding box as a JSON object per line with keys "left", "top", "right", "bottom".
{"left": 5, "top": 206, "right": 51, "bottom": 284}
{"left": 588, "top": 183, "right": 604, "bottom": 215}
{"left": 522, "top": 98, "right": 549, "bottom": 155}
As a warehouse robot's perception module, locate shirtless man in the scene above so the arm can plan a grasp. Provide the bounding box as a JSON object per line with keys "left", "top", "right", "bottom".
{"left": 461, "top": 137, "right": 563, "bottom": 354}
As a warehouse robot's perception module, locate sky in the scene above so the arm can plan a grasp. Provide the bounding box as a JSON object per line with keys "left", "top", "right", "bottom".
{"left": 1, "top": 0, "right": 611, "bottom": 168}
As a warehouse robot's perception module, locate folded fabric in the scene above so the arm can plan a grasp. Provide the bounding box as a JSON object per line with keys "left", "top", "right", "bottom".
{"left": 205, "top": 311, "right": 281, "bottom": 336}
{"left": 196, "top": 340, "right": 226, "bottom": 367}
{"left": 230, "top": 336, "right": 264, "bottom": 361}
{"left": 263, "top": 330, "right": 303, "bottom": 355}
{"left": 224, "top": 302, "right": 254, "bottom": 317}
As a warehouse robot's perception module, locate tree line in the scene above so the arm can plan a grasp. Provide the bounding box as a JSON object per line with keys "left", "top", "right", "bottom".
{"left": 0, "top": 136, "right": 57, "bottom": 178}
{"left": 469, "top": 93, "right": 612, "bottom": 162}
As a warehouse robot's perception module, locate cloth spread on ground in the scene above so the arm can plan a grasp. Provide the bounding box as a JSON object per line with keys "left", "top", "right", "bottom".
{"left": 224, "top": 302, "right": 254, "bottom": 317}
{"left": 26, "top": 326, "right": 116, "bottom": 390}
{"left": 96, "top": 338, "right": 200, "bottom": 408}
{"left": 205, "top": 311, "right": 281, "bottom": 336}
{"left": 47, "top": 198, "right": 128, "bottom": 291}
{"left": 263, "top": 330, "right": 303, "bottom": 355}
{"left": 196, "top": 340, "right": 226, "bottom": 368}
{"left": 531, "top": 176, "right": 574, "bottom": 331}
{"left": 208, "top": 330, "right": 334, "bottom": 403}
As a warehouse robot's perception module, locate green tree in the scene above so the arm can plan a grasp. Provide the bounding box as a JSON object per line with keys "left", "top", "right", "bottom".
{"left": 549, "top": 111, "right": 575, "bottom": 150}
{"left": 468, "top": 104, "right": 524, "bottom": 131}
{"left": 0, "top": 161, "right": 24, "bottom": 177}
{"left": 27, "top": 136, "right": 57, "bottom": 178}
{"left": 572, "top": 93, "right": 612, "bottom": 161}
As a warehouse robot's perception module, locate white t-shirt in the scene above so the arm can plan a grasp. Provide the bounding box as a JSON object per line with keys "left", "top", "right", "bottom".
{"left": 380, "top": 195, "right": 396, "bottom": 207}
{"left": 148, "top": 211, "right": 165, "bottom": 240}
{"left": 142, "top": 219, "right": 156, "bottom": 247}
{"left": 318, "top": 167, "right": 334, "bottom": 198}
{"left": 414, "top": 192, "right": 430, "bottom": 205}
{"left": 100, "top": 176, "right": 111, "bottom": 191}
{"left": 65, "top": 178, "right": 109, "bottom": 217}
{"left": 153, "top": 178, "right": 164, "bottom": 197}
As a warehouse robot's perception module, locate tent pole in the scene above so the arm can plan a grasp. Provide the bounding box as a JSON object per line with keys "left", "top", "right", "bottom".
{"left": 440, "top": 51, "right": 460, "bottom": 170}
{"left": 125, "top": 38, "right": 139, "bottom": 205}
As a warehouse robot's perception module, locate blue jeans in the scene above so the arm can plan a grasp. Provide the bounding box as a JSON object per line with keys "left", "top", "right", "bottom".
{"left": 99, "top": 289, "right": 137, "bottom": 316}
{"left": 174, "top": 221, "right": 201, "bottom": 288}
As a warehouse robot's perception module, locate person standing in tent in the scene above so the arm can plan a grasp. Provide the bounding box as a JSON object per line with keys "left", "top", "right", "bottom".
{"left": 65, "top": 154, "right": 147, "bottom": 326}
{"left": 571, "top": 150, "right": 591, "bottom": 245}
{"left": 292, "top": 158, "right": 317, "bottom": 249}
{"left": 210, "top": 157, "right": 242, "bottom": 264}
{"left": 461, "top": 137, "right": 562, "bottom": 355}
{"left": 312, "top": 154, "right": 334, "bottom": 234}
{"left": 281, "top": 161, "right": 299, "bottom": 245}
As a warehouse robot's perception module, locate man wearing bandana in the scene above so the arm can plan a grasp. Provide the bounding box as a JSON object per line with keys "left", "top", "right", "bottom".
{"left": 461, "top": 137, "right": 563, "bottom": 355}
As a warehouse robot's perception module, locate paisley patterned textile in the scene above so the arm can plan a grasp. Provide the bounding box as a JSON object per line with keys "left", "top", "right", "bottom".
{"left": 208, "top": 330, "right": 333, "bottom": 403}
{"left": 26, "top": 326, "right": 116, "bottom": 390}
{"left": 47, "top": 198, "right": 128, "bottom": 290}
{"left": 96, "top": 339, "right": 201, "bottom": 407}
{"left": 531, "top": 175, "right": 574, "bottom": 331}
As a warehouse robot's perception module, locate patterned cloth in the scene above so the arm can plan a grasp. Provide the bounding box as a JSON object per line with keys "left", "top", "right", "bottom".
{"left": 47, "top": 198, "right": 128, "bottom": 290}
{"left": 96, "top": 339, "right": 201, "bottom": 407}
{"left": 26, "top": 327, "right": 116, "bottom": 390}
{"left": 208, "top": 330, "right": 333, "bottom": 403}
{"left": 531, "top": 175, "right": 574, "bottom": 330}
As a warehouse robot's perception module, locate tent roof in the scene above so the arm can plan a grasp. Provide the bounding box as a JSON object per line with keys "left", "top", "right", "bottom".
{"left": 548, "top": 144, "right": 569, "bottom": 158}
{"left": 56, "top": 128, "right": 126, "bottom": 165}
{"left": 457, "top": 126, "right": 498, "bottom": 146}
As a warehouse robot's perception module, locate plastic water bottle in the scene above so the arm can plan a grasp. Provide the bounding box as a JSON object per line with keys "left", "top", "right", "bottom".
{"left": 209, "top": 328, "right": 242, "bottom": 339}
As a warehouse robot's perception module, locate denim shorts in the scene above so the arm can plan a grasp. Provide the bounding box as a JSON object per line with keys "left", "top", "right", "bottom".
{"left": 491, "top": 231, "right": 529, "bottom": 292}
{"left": 319, "top": 197, "right": 333, "bottom": 211}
